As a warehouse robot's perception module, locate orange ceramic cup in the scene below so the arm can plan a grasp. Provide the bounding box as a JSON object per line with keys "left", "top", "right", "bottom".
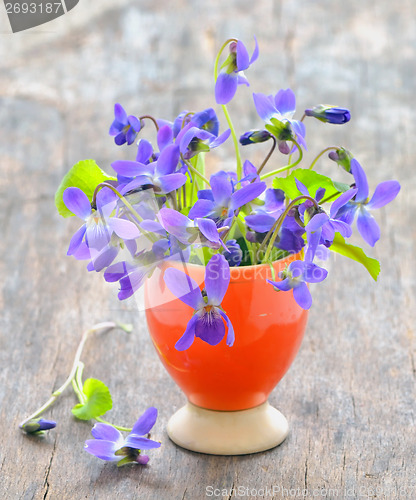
{"left": 145, "top": 253, "right": 308, "bottom": 411}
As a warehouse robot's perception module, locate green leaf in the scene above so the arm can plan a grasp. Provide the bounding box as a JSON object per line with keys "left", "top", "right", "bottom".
{"left": 272, "top": 168, "right": 347, "bottom": 202}
{"left": 55, "top": 159, "right": 116, "bottom": 218}
{"left": 71, "top": 378, "right": 113, "bottom": 420}
{"left": 330, "top": 233, "right": 380, "bottom": 281}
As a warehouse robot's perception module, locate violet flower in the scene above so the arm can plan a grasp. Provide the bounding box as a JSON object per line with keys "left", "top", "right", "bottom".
{"left": 215, "top": 38, "right": 259, "bottom": 105}
{"left": 84, "top": 407, "right": 160, "bottom": 466}
{"left": 21, "top": 418, "right": 56, "bottom": 434}
{"left": 176, "top": 122, "right": 231, "bottom": 160}
{"left": 252, "top": 88, "right": 306, "bottom": 153}
{"left": 335, "top": 159, "right": 401, "bottom": 246}
{"left": 268, "top": 259, "right": 328, "bottom": 310}
{"left": 112, "top": 143, "right": 187, "bottom": 194}
{"left": 188, "top": 171, "right": 266, "bottom": 227}
{"left": 109, "top": 103, "right": 142, "bottom": 146}
{"left": 63, "top": 187, "right": 140, "bottom": 256}
{"left": 163, "top": 254, "right": 234, "bottom": 350}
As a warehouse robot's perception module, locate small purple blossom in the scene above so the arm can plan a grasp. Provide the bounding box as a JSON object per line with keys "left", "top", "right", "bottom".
{"left": 253, "top": 88, "right": 306, "bottom": 153}
{"left": 268, "top": 259, "right": 328, "bottom": 310}
{"left": 224, "top": 239, "right": 243, "bottom": 267}
{"left": 109, "top": 103, "right": 142, "bottom": 146}
{"left": 335, "top": 159, "right": 401, "bottom": 246}
{"left": 164, "top": 254, "right": 234, "bottom": 350}
{"left": 215, "top": 38, "right": 259, "bottom": 105}
{"left": 84, "top": 407, "right": 160, "bottom": 466}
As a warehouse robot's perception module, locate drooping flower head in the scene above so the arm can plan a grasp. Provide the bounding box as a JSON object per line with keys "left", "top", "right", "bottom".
{"left": 21, "top": 418, "right": 56, "bottom": 435}
{"left": 109, "top": 103, "right": 142, "bottom": 146}
{"left": 215, "top": 37, "right": 259, "bottom": 105}
{"left": 163, "top": 254, "right": 234, "bottom": 350}
{"left": 84, "top": 407, "right": 160, "bottom": 466}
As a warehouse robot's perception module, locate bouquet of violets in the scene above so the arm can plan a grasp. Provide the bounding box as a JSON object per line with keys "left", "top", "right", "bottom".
{"left": 55, "top": 36, "right": 400, "bottom": 352}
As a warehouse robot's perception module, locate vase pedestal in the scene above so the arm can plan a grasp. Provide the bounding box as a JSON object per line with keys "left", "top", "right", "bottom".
{"left": 167, "top": 401, "right": 289, "bottom": 455}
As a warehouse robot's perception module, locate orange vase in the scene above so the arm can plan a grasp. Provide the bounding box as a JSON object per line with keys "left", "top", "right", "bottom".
{"left": 144, "top": 253, "right": 308, "bottom": 455}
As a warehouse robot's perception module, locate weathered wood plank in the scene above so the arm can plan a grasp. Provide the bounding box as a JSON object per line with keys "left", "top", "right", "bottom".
{"left": 0, "top": 1, "right": 415, "bottom": 499}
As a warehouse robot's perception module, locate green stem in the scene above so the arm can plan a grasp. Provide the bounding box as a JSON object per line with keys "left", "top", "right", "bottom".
{"left": 260, "top": 139, "right": 303, "bottom": 180}
{"left": 308, "top": 146, "right": 338, "bottom": 170}
{"left": 213, "top": 38, "right": 243, "bottom": 179}
{"left": 183, "top": 157, "right": 211, "bottom": 187}
{"left": 19, "top": 322, "right": 127, "bottom": 428}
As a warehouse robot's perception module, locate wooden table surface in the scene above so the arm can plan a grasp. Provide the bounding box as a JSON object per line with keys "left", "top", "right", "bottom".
{"left": 1, "top": 1, "right": 415, "bottom": 499}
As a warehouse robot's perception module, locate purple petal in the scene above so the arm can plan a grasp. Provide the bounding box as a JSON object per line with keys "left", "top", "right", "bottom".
{"left": 158, "top": 208, "right": 191, "bottom": 244}
{"left": 111, "top": 160, "right": 147, "bottom": 178}
{"left": 302, "top": 262, "right": 328, "bottom": 283}
{"left": 128, "top": 115, "right": 141, "bottom": 132}
{"left": 350, "top": 159, "right": 369, "bottom": 203}
{"left": 329, "top": 219, "right": 352, "bottom": 238}
{"left": 188, "top": 199, "right": 215, "bottom": 220}
{"left": 293, "top": 282, "right": 312, "bottom": 310}
{"left": 85, "top": 221, "right": 111, "bottom": 251}
{"left": 210, "top": 173, "right": 233, "bottom": 206}
{"left": 274, "top": 89, "right": 296, "bottom": 116}
{"left": 157, "top": 173, "right": 187, "bottom": 193}
{"left": 306, "top": 213, "right": 329, "bottom": 233}
{"left": 108, "top": 218, "right": 141, "bottom": 239}
{"left": 220, "top": 310, "right": 234, "bottom": 347}
{"left": 330, "top": 188, "right": 358, "bottom": 218}
{"left": 215, "top": 72, "right": 238, "bottom": 105}
{"left": 205, "top": 254, "right": 230, "bottom": 305}
{"left": 140, "top": 220, "right": 165, "bottom": 235}
{"left": 91, "top": 423, "right": 123, "bottom": 442}
{"left": 357, "top": 207, "right": 380, "bottom": 246}
{"left": 118, "top": 268, "right": 147, "bottom": 300}
{"left": 305, "top": 228, "right": 321, "bottom": 262}
{"left": 295, "top": 178, "right": 310, "bottom": 197}
{"left": 104, "top": 261, "right": 127, "bottom": 282}
{"left": 131, "top": 407, "right": 158, "bottom": 436}
{"left": 268, "top": 277, "right": 293, "bottom": 292}
{"left": 156, "top": 144, "right": 180, "bottom": 176}
{"left": 236, "top": 40, "right": 250, "bottom": 71}
{"left": 195, "top": 312, "right": 225, "bottom": 346}
{"left": 124, "top": 435, "right": 161, "bottom": 450}
{"left": 115, "top": 132, "right": 127, "bottom": 146}
{"left": 96, "top": 187, "right": 117, "bottom": 218}
{"left": 126, "top": 126, "right": 137, "bottom": 145}
{"left": 237, "top": 74, "right": 250, "bottom": 86}
{"left": 109, "top": 120, "right": 122, "bottom": 136}
{"left": 63, "top": 187, "right": 91, "bottom": 220}
{"left": 198, "top": 189, "right": 214, "bottom": 201}
{"left": 253, "top": 93, "right": 277, "bottom": 121}
{"left": 84, "top": 439, "right": 119, "bottom": 462}
{"left": 175, "top": 314, "right": 198, "bottom": 351}
{"left": 209, "top": 128, "right": 231, "bottom": 149}
{"left": 245, "top": 213, "right": 275, "bottom": 233}
{"left": 137, "top": 455, "right": 149, "bottom": 465}
{"left": 114, "top": 103, "right": 127, "bottom": 124}
{"left": 249, "top": 36, "right": 259, "bottom": 64}
{"left": 230, "top": 181, "right": 266, "bottom": 211}
{"left": 290, "top": 120, "right": 307, "bottom": 149}
{"left": 157, "top": 124, "right": 173, "bottom": 151}
{"left": 136, "top": 139, "right": 153, "bottom": 163}
{"left": 92, "top": 245, "right": 118, "bottom": 271}
{"left": 367, "top": 180, "right": 401, "bottom": 209}
{"left": 67, "top": 225, "right": 87, "bottom": 256}
{"left": 196, "top": 218, "right": 220, "bottom": 244}
{"left": 163, "top": 267, "right": 203, "bottom": 309}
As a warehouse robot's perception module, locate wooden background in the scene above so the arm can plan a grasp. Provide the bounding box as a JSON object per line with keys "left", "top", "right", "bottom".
{"left": 0, "top": 1, "right": 415, "bottom": 499}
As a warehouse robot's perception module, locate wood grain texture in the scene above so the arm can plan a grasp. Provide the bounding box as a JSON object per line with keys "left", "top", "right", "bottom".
{"left": 0, "top": 1, "right": 415, "bottom": 499}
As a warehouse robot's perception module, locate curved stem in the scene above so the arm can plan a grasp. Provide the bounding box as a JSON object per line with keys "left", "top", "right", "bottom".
{"left": 257, "top": 195, "right": 319, "bottom": 263}
{"left": 260, "top": 139, "right": 303, "bottom": 180}
{"left": 139, "top": 115, "right": 159, "bottom": 131}
{"left": 19, "top": 322, "right": 126, "bottom": 428}
{"left": 308, "top": 146, "right": 338, "bottom": 170}
{"left": 256, "top": 136, "right": 277, "bottom": 177}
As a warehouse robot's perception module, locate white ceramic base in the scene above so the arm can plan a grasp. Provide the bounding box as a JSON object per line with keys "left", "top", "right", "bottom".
{"left": 167, "top": 401, "right": 289, "bottom": 455}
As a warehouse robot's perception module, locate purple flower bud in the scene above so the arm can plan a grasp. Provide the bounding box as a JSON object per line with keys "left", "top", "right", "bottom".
{"left": 21, "top": 418, "right": 57, "bottom": 434}
{"left": 239, "top": 130, "right": 272, "bottom": 145}
{"left": 305, "top": 105, "right": 351, "bottom": 124}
